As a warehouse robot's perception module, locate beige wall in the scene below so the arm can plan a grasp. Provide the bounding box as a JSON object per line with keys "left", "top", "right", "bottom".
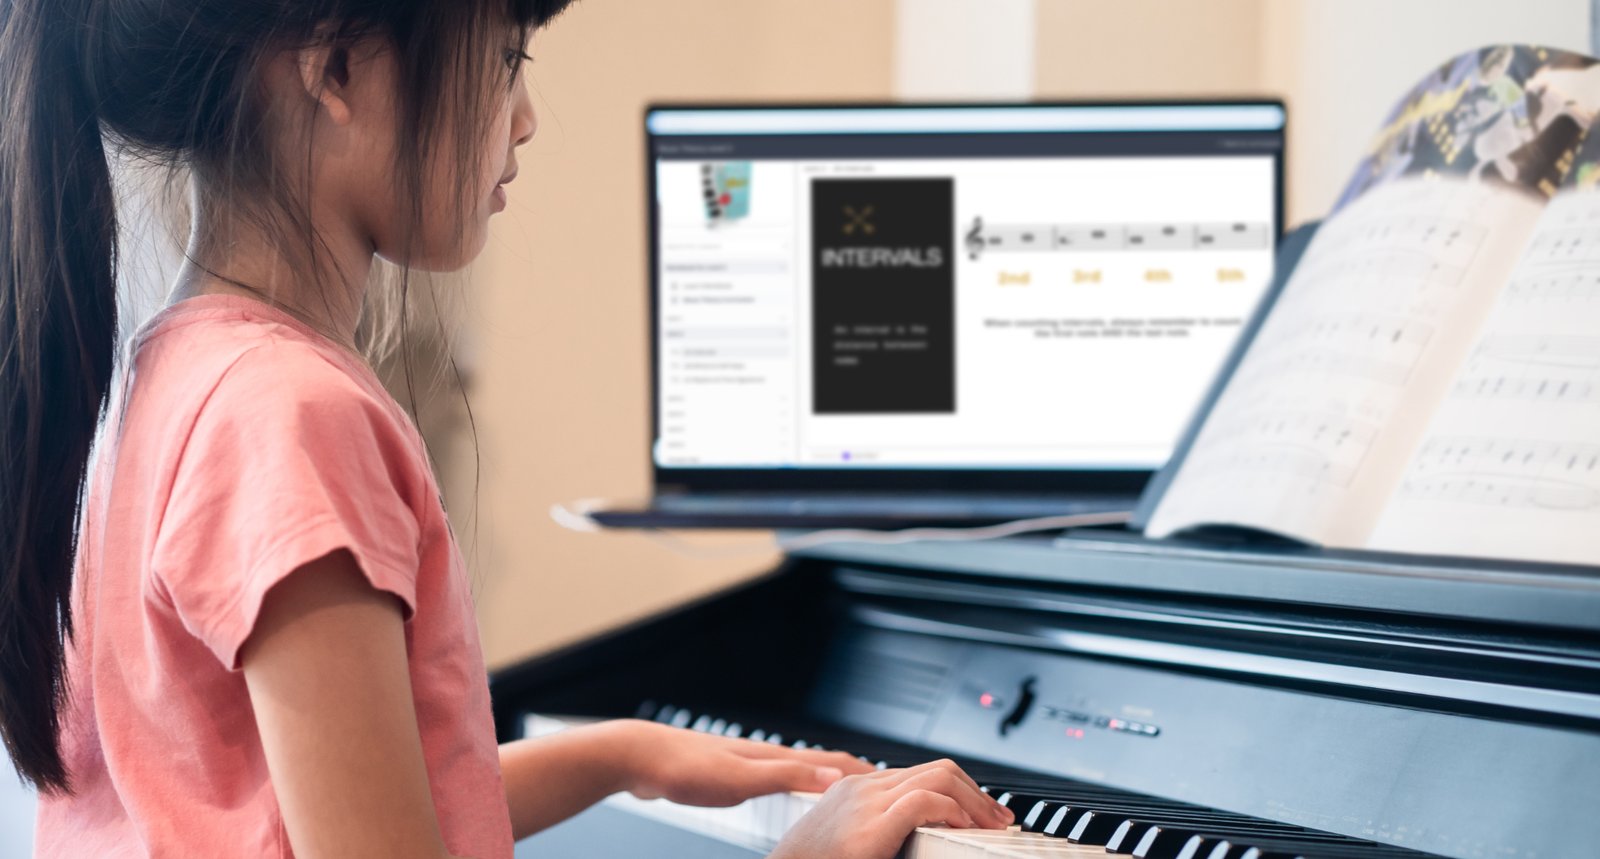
{"left": 1263, "top": 0, "right": 1593, "bottom": 225}
{"left": 1034, "top": 0, "right": 1266, "bottom": 98}
{"left": 463, "top": 1, "right": 896, "bottom": 669}
{"left": 1037, "top": 0, "right": 1593, "bottom": 224}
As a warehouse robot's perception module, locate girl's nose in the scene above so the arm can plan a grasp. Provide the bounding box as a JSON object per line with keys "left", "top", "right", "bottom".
{"left": 513, "top": 84, "right": 537, "bottom": 147}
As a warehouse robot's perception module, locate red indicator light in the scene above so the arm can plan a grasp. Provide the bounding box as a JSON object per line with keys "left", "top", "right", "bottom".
{"left": 979, "top": 693, "right": 995, "bottom": 708}
{"left": 1065, "top": 728, "right": 1085, "bottom": 740}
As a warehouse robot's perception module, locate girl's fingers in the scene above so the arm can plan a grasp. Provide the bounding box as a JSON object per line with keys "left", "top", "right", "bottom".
{"left": 726, "top": 757, "right": 846, "bottom": 799}
{"left": 868, "top": 758, "right": 984, "bottom": 797}
{"left": 729, "top": 741, "right": 876, "bottom": 775}
{"left": 886, "top": 789, "right": 977, "bottom": 831}
{"left": 887, "top": 766, "right": 1010, "bottom": 829}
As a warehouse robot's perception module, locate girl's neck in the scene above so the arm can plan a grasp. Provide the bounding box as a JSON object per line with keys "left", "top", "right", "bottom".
{"left": 171, "top": 197, "right": 375, "bottom": 351}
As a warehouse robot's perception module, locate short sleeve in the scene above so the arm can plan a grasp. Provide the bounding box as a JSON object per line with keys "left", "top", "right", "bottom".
{"left": 151, "top": 342, "right": 424, "bottom": 670}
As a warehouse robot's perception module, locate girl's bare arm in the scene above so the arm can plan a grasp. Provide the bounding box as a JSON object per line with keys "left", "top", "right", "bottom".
{"left": 241, "top": 550, "right": 465, "bottom": 859}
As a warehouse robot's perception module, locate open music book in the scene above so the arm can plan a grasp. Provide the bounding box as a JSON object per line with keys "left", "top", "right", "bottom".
{"left": 1143, "top": 45, "right": 1600, "bottom": 567}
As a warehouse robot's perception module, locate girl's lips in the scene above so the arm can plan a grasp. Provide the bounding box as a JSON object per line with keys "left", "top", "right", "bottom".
{"left": 491, "top": 184, "right": 507, "bottom": 212}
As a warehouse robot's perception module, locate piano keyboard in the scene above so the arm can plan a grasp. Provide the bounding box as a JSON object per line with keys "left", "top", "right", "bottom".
{"left": 527, "top": 706, "right": 1440, "bottom": 859}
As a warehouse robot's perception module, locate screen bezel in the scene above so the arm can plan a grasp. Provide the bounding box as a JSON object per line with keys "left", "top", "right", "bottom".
{"left": 644, "top": 98, "right": 1286, "bottom": 496}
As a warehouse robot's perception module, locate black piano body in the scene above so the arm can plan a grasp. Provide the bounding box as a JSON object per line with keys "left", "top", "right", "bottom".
{"left": 490, "top": 531, "right": 1600, "bottom": 859}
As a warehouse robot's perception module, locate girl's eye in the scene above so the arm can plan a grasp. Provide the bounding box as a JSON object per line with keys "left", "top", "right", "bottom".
{"left": 504, "top": 48, "right": 533, "bottom": 75}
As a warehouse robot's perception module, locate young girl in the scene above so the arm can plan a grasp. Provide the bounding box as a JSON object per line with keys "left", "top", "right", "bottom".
{"left": 0, "top": 0, "right": 1012, "bottom": 856}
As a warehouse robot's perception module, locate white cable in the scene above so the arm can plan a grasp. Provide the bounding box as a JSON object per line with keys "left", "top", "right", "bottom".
{"left": 548, "top": 497, "right": 608, "bottom": 533}
{"left": 774, "top": 509, "right": 1134, "bottom": 551}
{"left": 549, "top": 499, "right": 1134, "bottom": 557}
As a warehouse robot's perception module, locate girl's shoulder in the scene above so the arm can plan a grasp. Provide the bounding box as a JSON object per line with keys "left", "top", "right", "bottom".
{"left": 131, "top": 293, "right": 401, "bottom": 427}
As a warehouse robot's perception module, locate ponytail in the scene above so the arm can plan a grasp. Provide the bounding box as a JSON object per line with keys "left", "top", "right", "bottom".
{"left": 0, "top": 0, "right": 119, "bottom": 793}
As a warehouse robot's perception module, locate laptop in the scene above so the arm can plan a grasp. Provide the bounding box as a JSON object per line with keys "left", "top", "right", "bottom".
{"left": 591, "top": 100, "right": 1287, "bottom": 529}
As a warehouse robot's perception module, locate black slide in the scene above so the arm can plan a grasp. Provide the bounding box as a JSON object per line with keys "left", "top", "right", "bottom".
{"left": 810, "top": 177, "right": 955, "bottom": 414}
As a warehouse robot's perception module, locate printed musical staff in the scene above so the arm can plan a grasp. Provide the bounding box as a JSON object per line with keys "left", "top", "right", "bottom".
{"left": 1185, "top": 410, "right": 1379, "bottom": 489}
{"left": 1452, "top": 373, "right": 1600, "bottom": 403}
{"left": 1524, "top": 227, "right": 1600, "bottom": 265}
{"left": 963, "top": 218, "right": 1270, "bottom": 261}
{"left": 1308, "top": 214, "right": 1486, "bottom": 262}
{"left": 1241, "top": 312, "right": 1436, "bottom": 386}
{"left": 1399, "top": 437, "right": 1600, "bottom": 510}
{"left": 1470, "top": 335, "right": 1600, "bottom": 369}
{"left": 1503, "top": 270, "right": 1600, "bottom": 304}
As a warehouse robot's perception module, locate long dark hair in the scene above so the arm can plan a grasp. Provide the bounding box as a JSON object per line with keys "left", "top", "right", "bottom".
{"left": 0, "top": 0, "right": 574, "bottom": 794}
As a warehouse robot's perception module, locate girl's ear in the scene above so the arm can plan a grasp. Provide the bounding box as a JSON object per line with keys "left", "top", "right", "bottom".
{"left": 295, "top": 40, "right": 354, "bottom": 126}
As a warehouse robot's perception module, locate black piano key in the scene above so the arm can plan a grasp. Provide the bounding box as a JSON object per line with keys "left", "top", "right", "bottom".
{"left": 1020, "top": 800, "right": 1065, "bottom": 832}
{"left": 1135, "top": 827, "right": 1242, "bottom": 859}
{"left": 1134, "top": 829, "right": 1212, "bottom": 859}
{"left": 1107, "top": 819, "right": 1162, "bottom": 853}
{"left": 1041, "top": 804, "right": 1094, "bottom": 838}
{"left": 993, "top": 792, "right": 1046, "bottom": 816}
{"left": 1066, "top": 809, "right": 1134, "bottom": 845}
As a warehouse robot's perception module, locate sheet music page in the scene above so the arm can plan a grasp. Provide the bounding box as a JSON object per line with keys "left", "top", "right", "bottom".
{"left": 1148, "top": 45, "right": 1600, "bottom": 548}
{"left": 1145, "top": 178, "right": 1545, "bottom": 546}
{"left": 1369, "top": 186, "right": 1600, "bottom": 565}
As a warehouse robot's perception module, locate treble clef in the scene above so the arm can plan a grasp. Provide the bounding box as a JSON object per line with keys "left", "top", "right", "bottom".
{"left": 965, "top": 216, "right": 985, "bottom": 261}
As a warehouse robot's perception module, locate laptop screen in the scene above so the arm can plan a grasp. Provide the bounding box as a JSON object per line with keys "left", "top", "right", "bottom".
{"left": 646, "top": 102, "right": 1284, "bottom": 489}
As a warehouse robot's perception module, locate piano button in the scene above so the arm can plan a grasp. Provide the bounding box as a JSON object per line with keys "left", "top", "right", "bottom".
{"left": 669, "top": 709, "right": 693, "bottom": 729}
{"left": 708, "top": 718, "right": 728, "bottom": 735}
{"left": 766, "top": 733, "right": 784, "bottom": 745}
{"left": 1107, "top": 820, "right": 1161, "bottom": 853}
{"left": 691, "top": 714, "right": 712, "bottom": 732}
{"left": 724, "top": 722, "right": 743, "bottom": 738}
{"left": 748, "top": 729, "right": 767, "bottom": 742}
{"left": 792, "top": 739, "right": 809, "bottom": 750}
{"left": 636, "top": 700, "right": 662, "bottom": 720}
{"left": 1041, "top": 805, "right": 1093, "bottom": 839}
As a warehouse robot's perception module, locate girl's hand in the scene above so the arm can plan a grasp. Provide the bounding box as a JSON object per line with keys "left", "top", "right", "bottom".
{"left": 770, "top": 759, "right": 1014, "bottom": 859}
{"left": 618, "top": 719, "right": 877, "bottom": 806}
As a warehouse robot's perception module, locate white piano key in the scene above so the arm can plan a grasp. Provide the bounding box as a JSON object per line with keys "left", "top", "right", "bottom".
{"left": 526, "top": 715, "right": 1106, "bottom": 857}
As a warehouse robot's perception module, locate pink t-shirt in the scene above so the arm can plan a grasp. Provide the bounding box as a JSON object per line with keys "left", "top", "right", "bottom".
{"left": 35, "top": 293, "right": 513, "bottom": 858}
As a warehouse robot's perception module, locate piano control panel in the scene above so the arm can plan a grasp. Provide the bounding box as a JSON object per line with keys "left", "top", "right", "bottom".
{"left": 975, "top": 675, "right": 1162, "bottom": 740}
{"left": 808, "top": 623, "right": 1600, "bottom": 859}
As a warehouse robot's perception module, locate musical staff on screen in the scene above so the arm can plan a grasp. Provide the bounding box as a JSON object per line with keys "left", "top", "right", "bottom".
{"left": 963, "top": 218, "right": 1270, "bottom": 261}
